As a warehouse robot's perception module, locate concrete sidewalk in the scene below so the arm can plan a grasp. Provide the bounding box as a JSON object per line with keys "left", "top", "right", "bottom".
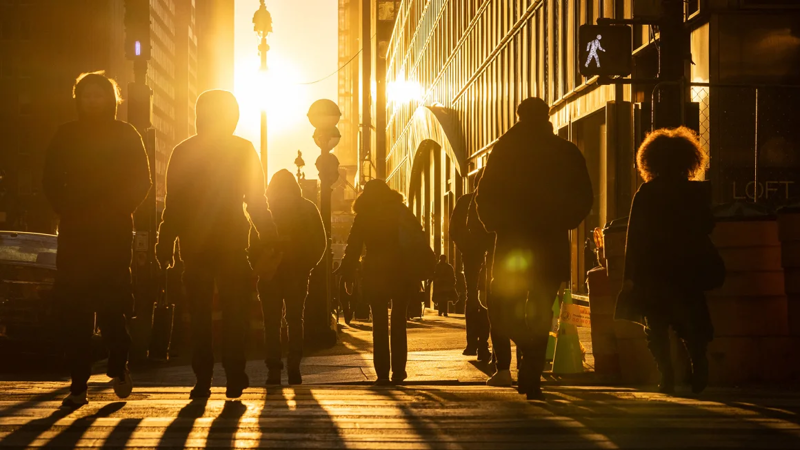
{"left": 1, "top": 383, "right": 799, "bottom": 449}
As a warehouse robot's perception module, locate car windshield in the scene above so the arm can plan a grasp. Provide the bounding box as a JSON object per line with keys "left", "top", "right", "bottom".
{"left": 0, "top": 235, "right": 57, "bottom": 266}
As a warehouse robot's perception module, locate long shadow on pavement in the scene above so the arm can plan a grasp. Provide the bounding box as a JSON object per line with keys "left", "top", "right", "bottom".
{"left": 0, "top": 403, "right": 73, "bottom": 448}
{"left": 41, "top": 402, "right": 127, "bottom": 449}
{"left": 543, "top": 387, "right": 800, "bottom": 448}
{"left": 100, "top": 417, "right": 142, "bottom": 449}
{"left": 0, "top": 386, "right": 70, "bottom": 417}
{"left": 206, "top": 400, "right": 247, "bottom": 448}
{"left": 156, "top": 398, "right": 208, "bottom": 448}
{"left": 258, "top": 387, "right": 345, "bottom": 448}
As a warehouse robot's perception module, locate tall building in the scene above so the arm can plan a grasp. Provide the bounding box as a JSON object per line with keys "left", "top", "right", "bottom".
{"left": 0, "top": 0, "right": 232, "bottom": 233}
{"left": 382, "top": 0, "right": 800, "bottom": 293}
{"left": 338, "top": 0, "right": 401, "bottom": 190}
{"left": 195, "top": 0, "right": 235, "bottom": 93}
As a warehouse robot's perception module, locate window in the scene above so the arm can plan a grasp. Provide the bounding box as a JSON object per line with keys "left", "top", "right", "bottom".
{"left": 18, "top": 131, "right": 30, "bottom": 155}
{"left": 18, "top": 54, "right": 29, "bottom": 78}
{"left": 1, "top": 16, "right": 12, "bottom": 39}
{"left": 19, "top": 17, "right": 30, "bottom": 40}
{"left": 18, "top": 170, "right": 32, "bottom": 195}
{"left": 19, "top": 92, "right": 32, "bottom": 115}
{"left": 1, "top": 53, "right": 11, "bottom": 77}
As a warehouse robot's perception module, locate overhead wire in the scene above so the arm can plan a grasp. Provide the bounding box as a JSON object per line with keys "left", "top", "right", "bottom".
{"left": 295, "top": 33, "right": 377, "bottom": 85}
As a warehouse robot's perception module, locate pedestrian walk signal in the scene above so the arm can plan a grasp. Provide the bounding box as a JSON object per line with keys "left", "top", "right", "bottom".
{"left": 579, "top": 25, "right": 632, "bottom": 77}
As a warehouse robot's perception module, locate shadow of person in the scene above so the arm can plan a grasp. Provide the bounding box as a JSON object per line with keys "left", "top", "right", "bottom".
{"left": 543, "top": 386, "right": 800, "bottom": 448}
{"left": 0, "top": 405, "right": 73, "bottom": 448}
{"left": 207, "top": 400, "right": 248, "bottom": 448}
{"left": 100, "top": 417, "right": 142, "bottom": 449}
{"left": 41, "top": 402, "right": 127, "bottom": 449}
{"left": 156, "top": 398, "right": 208, "bottom": 449}
{"left": 0, "top": 386, "right": 70, "bottom": 417}
{"left": 258, "top": 386, "right": 345, "bottom": 447}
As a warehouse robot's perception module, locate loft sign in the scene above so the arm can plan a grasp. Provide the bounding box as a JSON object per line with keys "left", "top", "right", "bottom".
{"left": 732, "top": 180, "right": 794, "bottom": 201}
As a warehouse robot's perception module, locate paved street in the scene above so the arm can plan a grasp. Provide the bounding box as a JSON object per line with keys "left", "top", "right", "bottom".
{"left": 1, "top": 314, "right": 799, "bottom": 449}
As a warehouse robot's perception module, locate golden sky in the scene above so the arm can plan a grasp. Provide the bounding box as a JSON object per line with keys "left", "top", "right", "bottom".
{"left": 234, "top": 0, "right": 338, "bottom": 181}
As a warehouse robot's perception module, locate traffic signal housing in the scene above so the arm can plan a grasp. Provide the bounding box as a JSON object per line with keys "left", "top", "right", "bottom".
{"left": 579, "top": 25, "right": 632, "bottom": 78}
{"left": 125, "top": 0, "right": 151, "bottom": 61}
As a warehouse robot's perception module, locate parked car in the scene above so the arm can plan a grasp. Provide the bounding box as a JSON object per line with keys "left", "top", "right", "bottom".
{"left": 0, "top": 231, "right": 101, "bottom": 359}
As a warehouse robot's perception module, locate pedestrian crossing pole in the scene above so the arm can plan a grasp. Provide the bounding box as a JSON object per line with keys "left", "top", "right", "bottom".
{"left": 125, "top": 0, "right": 157, "bottom": 363}
{"left": 308, "top": 100, "right": 342, "bottom": 346}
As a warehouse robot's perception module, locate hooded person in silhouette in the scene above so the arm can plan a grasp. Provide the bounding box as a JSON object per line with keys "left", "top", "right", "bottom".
{"left": 337, "top": 180, "right": 419, "bottom": 385}
{"left": 43, "top": 71, "right": 152, "bottom": 407}
{"left": 476, "top": 97, "right": 593, "bottom": 400}
{"left": 155, "top": 90, "right": 277, "bottom": 399}
{"left": 259, "top": 169, "right": 326, "bottom": 386}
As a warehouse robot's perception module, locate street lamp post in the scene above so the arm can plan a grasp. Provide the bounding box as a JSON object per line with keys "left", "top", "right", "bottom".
{"left": 308, "top": 100, "right": 341, "bottom": 345}
{"left": 253, "top": 0, "right": 273, "bottom": 178}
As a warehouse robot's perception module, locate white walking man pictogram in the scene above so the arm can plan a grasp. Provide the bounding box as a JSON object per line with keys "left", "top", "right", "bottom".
{"left": 585, "top": 34, "right": 605, "bottom": 68}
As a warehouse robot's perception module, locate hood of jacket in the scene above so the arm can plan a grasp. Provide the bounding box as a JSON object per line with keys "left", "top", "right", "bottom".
{"left": 267, "top": 169, "right": 302, "bottom": 203}
{"left": 195, "top": 90, "right": 239, "bottom": 136}
{"left": 353, "top": 180, "right": 405, "bottom": 215}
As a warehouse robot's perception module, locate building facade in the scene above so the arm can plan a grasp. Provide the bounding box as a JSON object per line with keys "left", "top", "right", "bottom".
{"left": 0, "top": 0, "right": 232, "bottom": 233}
{"left": 383, "top": 0, "right": 800, "bottom": 293}
{"left": 338, "top": 0, "right": 402, "bottom": 192}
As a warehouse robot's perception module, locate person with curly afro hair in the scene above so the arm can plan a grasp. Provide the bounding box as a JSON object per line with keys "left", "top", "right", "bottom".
{"left": 618, "top": 126, "right": 723, "bottom": 395}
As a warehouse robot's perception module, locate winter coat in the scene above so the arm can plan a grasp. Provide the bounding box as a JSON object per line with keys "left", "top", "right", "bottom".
{"left": 623, "top": 177, "right": 716, "bottom": 291}
{"left": 476, "top": 119, "right": 593, "bottom": 280}
{"left": 264, "top": 169, "right": 326, "bottom": 273}
{"left": 433, "top": 261, "right": 456, "bottom": 294}
{"left": 450, "top": 193, "right": 493, "bottom": 257}
{"left": 157, "top": 131, "right": 276, "bottom": 259}
{"left": 43, "top": 118, "right": 152, "bottom": 282}
{"left": 340, "top": 187, "right": 418, "bottom": 282}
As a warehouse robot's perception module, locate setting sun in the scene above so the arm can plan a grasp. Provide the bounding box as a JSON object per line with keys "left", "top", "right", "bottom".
{"left": 233, "top": 0, "right": 337, "bottom": 180}
{"left": 234, "top": 52, "right": 309, "bottom": 138}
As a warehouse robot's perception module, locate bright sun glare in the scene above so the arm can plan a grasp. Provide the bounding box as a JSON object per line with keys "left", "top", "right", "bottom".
{"left": 234, "top": 52, "right": 309, "bottom": 139}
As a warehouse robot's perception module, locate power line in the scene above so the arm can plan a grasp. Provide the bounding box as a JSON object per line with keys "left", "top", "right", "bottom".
{"left": 295, "top": 33, "right": 376, "bottom": 86}
{"left": 296, "top": 49, "right": 361, "bottom": 85}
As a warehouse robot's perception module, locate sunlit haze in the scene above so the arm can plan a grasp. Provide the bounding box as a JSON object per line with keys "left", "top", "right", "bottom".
{"left": 234, "top": 0, "right": 338, "bottom": 180}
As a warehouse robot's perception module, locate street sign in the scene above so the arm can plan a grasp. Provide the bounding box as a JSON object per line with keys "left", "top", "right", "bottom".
{"left": 560, "top": 303, "right": 592, "bottom": 328}
{"left": 579, "top": 25, "right": 632, "bottom": 77}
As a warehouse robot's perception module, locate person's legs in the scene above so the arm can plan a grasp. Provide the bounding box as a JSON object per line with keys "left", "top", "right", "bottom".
{"left": 217, "top": 252, "right": 253, "bottom": 394}
{"left": 463, "top": 254, "right": 482, "bottom": 352}
{"left": 60, "top": 283, "right": 95, "bottom": 396}
{"left": 645, "top": 311, "right": 675, "bottom": 394}
{"left": 672, "top": 292, "right": 714, "bottom": 394}
{"left": 487, "top": 237, "right": 534, "bottom": 387}
{"left": 285, "top": 271, "right": 310, "bottom": 384}
{"left": 183, "top": 258, "right": 216, "bottom": 390}
{"left": 365, "top": 277, "right": 391, "bottom": 381}
{"left": 259, "top": 276, "right": 284, "bottom": 379}
{"left": 96, "top": 287, "right": 132, "bottom": 379}
{"left": 519, "top": 273, "right": 561, "bottom": 398}
{"left": 389, "top": 284, "right": 410, "bottom": 382}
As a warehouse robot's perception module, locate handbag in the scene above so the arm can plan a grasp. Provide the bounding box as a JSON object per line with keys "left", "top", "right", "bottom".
{"left": 149, "top": 268, "right": 174, "bottom": 362}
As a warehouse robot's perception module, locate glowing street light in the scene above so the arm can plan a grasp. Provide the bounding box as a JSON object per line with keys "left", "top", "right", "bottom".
{"left": 253, "top": 0, "right": 273, "bottom": 178}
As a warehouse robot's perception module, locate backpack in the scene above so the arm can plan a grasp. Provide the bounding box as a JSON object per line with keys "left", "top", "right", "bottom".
{"left": 398, "top": 208, "right": 437, "bottom": 281}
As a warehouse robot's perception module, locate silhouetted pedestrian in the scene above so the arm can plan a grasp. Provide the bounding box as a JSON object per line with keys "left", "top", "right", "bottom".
{"left": 259, "top": 169, "right": 326, "bottom": 386}
{"left": 337, "top": 180, "right": 434, "bottom": 385}
{"left": 450, "top": 173, "right": 493, "bottom": 361}
{"left": 155, "top": 90, "right": 277, "bottom": 399}
{"left": 617, "top": 127, "right": 722, "bottom": 395}
{"left": 433, "top": 255, "right": 456, "bottom": 316}
{"left": 477, "top": 97, "right": 593, "bottom": 400}
{"left": 43, "top": 71, "right": 152, "bottom": 407}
